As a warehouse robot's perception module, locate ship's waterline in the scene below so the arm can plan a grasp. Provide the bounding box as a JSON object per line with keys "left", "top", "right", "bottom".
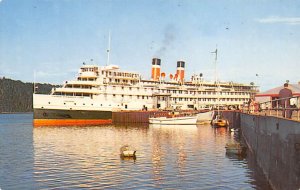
{"left": 33, "top": 108, "right": 112, "bottom": 126}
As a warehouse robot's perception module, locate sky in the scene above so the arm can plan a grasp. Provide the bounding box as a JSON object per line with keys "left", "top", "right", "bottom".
{"left": 0, "top": 0, "right": 299, "bottom": 91}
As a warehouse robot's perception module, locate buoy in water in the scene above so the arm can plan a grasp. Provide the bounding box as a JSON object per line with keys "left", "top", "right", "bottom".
{"left": 120, "top": 145, "right": 136, "bottom": 157}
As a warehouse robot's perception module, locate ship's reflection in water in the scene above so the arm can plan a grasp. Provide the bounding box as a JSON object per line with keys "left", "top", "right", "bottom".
{"left": 33, "top": 124, "right": 272, "bottom": 189}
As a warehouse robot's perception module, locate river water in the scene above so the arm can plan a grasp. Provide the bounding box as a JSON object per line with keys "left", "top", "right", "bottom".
{"left": 0, "top": 114, "right": 272, "bottom": 189}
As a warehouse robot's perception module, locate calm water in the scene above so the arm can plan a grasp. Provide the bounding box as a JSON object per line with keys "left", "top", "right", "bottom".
{"left": 0, "top": 114, "right": 272, "bottom": 189}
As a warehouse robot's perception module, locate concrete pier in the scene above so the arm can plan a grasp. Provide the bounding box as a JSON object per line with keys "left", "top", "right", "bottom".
{"left": 233, "top": 112, "right": 300, "bottom": 190}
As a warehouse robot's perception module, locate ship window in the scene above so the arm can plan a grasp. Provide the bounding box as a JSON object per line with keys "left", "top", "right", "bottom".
{"left": 91, "top": 104, "right": 93, "bottom": 106}
{"left": 83, "top": 103, "right": 85, "bottom": 105}
{"left": 48, "top": 102, "right": 51, "bottom": 104}
{"left": 74, "top": 103, "right": 76, "bottom": 105}
{"left": 113, "top": 94, "right": 116, "bottom": 97}
{"left": 101, "top": 104, "right": 102, "bottom": 106}
{"left": 125, "top": 105, "right": 128, "bottom": 109}
{"left": 122, "top": 95, "right": 124, "bottom": 97}
{"left": 64, "top": 103, "right": 66, "bottom": 105}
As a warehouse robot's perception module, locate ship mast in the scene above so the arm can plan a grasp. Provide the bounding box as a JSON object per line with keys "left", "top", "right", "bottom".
{"left": 211, "top": 46, "right": 218, "bottom": 85}
{"left": 106, "top": 31, "right": 111, "bottom": 66}
{"left": 211, "top": 46, "right": 220, "bottom": 114}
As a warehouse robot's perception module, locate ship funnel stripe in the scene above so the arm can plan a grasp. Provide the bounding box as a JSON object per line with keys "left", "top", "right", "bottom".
{"left": 177, "top": 61, "right": 185, "bottom": 68}
{"left": 152, "top": 58, "right": 161, "bottom": 66}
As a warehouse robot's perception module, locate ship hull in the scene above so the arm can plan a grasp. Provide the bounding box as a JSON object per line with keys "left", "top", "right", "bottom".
{"left": 33, "top": 108, "right": 112, "bottom": 126}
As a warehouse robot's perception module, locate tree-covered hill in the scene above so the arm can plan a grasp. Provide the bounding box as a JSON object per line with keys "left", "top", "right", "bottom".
{"left": 0, "top": 77, "right": 56, "bottom": 113}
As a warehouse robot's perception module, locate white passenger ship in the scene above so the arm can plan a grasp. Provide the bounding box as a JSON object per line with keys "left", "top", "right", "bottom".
{"left": 33, "top": 58, "right": 257, "bottom": 126}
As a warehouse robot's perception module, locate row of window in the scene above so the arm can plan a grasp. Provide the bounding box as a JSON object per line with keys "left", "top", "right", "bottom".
{"left": 109, "top": 94, "right": 247, "bottom": 102}
{"left": 108, "top": 86, "right": 249, "bottom": 95}
{"left": 103, "top": 71, "right": 139, "bottom": 78}
{"left": 47, "top": 96, "right": 248, "bottom": 108}
{"left": 48, "top": 101, "right": 116, "bottom": 107}
{"left": 81, "top": 67, "right": 98, "bottom": 72}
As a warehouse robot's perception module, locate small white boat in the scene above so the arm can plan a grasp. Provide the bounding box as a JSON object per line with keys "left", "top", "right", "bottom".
{"left": 149, "top": 116, "right": 197, "bottom": 125}
{"left": 120, "top": 145, "right": 136, "bottom": 157}
{"left": 196, "top": 111, "right": 214, "bottom": 124}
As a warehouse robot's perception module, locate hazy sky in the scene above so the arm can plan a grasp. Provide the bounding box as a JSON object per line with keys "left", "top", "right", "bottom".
{"left": 0, "top": 0, "right": 299, "bottom": 91}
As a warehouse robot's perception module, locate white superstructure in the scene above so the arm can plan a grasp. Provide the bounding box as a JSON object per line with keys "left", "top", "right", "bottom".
{"left": 33, "top": 59, "right": 258, "bottom": 112}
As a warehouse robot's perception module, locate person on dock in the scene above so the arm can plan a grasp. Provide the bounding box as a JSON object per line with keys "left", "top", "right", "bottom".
{"left": 279, "top": 83, "right": 293, "bottom": 118}
{"left": 248, "top": 98, "right": 255, "bottom": 113}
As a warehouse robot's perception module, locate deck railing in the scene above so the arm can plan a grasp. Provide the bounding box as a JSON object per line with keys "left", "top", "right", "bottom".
{"left": 242, "top": 95, "right": 300, "bottom": 121}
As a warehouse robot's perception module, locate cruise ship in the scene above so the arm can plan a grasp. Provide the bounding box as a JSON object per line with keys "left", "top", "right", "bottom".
{"left": 33, "top": 58, "right": 258, "bottom": 126}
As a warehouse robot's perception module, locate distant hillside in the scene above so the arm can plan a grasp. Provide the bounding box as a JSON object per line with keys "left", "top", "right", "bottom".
{"left": 0, "top": 77, "right": 56, "bottom": 113}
